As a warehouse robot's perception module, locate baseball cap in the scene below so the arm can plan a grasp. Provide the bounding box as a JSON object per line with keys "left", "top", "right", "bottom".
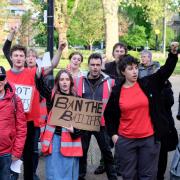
{"left": 0, "top": 66, "right": 6, "bottom": 81}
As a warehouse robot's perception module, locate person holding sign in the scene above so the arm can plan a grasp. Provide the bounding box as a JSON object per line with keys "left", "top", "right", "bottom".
{"left": 0, "top": 66, "right": 26, "bottom": 180}
{"left": 74, "top": 53, "right": 117, "bottom": 180}
{"left": 36, "top": 69, "right": 83, "bottom": 180}
{"left": 2, "top": 27, "right": 66, "bottom": 180}
{"left": 104, "top": 42, "right": 179, "bottom": 180}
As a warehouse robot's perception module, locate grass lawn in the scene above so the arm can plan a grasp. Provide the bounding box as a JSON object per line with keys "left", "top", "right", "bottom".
{"left": 1, "top": 50, "right": 180, "bottom": 75}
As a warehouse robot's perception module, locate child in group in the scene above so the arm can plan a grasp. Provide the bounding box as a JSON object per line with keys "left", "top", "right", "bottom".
{"left": 36, "top": 69, "right": 83, "bottom": 180}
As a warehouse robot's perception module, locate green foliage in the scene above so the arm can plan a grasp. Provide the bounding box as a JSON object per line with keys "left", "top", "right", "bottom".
{"left": 68, "top": 0, "right": 104, "bottom": 48}
{"left": 148, "top": 27, "right": 175, "bottom": 49}
{"left": 121, "top": 25, "right": 147, "bottom": 49}
{"left": 119, "top": 5, "right": 152, "bottom": 38}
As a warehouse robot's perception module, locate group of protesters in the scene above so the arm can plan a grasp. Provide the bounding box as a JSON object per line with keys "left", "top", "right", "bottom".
{"left": 0, "top": 25, "right": 180, "bottom": 180}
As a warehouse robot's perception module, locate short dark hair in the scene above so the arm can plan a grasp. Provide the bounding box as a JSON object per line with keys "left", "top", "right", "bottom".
{"left": 112, "top": 42, "right": 127, "bottom": 57}
{"left": 117, "top": 55, "right": 139, "bottom": 73}
{"left": 10, "top": 45, "right": 27, "bottom": 57}
{"left": 69, "top": 52, "right": 83, "bottom": 62}
{"left": 88, "top": 53, "right": 102, "bottom": 64}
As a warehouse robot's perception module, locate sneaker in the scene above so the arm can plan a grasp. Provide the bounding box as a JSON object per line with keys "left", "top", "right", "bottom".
{"left": 94, "top": 165, "right": 105, "bottom": 175}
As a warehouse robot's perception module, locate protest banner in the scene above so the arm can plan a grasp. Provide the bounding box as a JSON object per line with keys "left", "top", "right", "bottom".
{"left": 15, "top": 84, "right": 34, "bottom": 112}
{"left": 49, "top": 94, "right": 103, "bottom": 131}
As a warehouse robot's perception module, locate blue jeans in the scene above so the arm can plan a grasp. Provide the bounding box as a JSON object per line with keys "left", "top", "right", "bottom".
{"left": 0, "top": 154, "right": 11, "bottom": 180}
{"left": 45, "top": 135, "right": 79, "bottom": 180}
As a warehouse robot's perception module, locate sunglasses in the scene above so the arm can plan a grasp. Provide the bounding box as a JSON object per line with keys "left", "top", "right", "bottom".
{"left": 0, "top": 76, "right": 6, "bottom": 81}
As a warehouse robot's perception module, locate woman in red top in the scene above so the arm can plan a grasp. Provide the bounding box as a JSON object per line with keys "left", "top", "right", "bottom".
{"left": 104, "top": 42, "right": 179, "bottom": 180}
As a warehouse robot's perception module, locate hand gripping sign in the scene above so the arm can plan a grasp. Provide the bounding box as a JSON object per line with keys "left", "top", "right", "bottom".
{"left": 49, "top": 94, "right": 104, "bottom": 132}
{"left": 15, "top": 84, "right": 34, "bottom": 112}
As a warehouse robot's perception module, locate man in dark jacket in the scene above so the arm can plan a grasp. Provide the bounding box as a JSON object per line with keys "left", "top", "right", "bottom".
{"left": 74, "top": 53, "right": 117, "bottom": 180}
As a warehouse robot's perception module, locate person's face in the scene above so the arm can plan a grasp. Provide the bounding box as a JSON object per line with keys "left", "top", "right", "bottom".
{"left": 58, "top": 72, "right": 71, "bottom": 94}
{"left": 0, "top": 77, "right": 6, "bottom": 93}
{"left": 11, "top": 50, "right": 26, "bottom": 69}
{"left": 113, "top": 46, "right": 126, "bottom": 61}
{"left": 70, "top": 54, "right": 82, "bottom": 70}
{"left": 141, "top": 53, "right": 151, "bottom": 66}
{"left": 122, "top": 64, "right": 138, "bottom": 83}
{"left": 88, "top": 58, "right": 102, "bottom": 79}
{"left": 26, "top": 51, "right": 37, "bottom": 68}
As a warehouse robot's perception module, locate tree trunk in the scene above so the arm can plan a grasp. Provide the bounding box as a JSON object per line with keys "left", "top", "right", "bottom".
{"left": 55, "top": 0, "right": 68, "bottom": 58}
{"left": 102, "top": 0, "right": 119, "bottom": 60}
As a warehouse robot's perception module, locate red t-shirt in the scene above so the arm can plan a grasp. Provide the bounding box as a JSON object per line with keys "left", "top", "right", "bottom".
{"left": 6, "top": 68, "right": 40, "bottom": 122}
{"left": 118, "top": 82, "right": 154, "bottom": 138}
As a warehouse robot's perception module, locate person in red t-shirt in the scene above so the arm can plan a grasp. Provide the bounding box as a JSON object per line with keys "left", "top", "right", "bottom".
{"left": 104, "top": 42, "right": 179, "bottom": 180}
{"left": 2, "top": 26, "right": 66, "bottom": 180}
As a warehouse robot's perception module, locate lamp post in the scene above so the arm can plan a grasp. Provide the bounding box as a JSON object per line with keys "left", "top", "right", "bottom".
{"left": 47, "top": 0, "right": 54, "bottom": 59}
{"left": 45, "top": 0, "right": 54, "bottom": 89}
{"left": 155, "top": 29, "right": 160, "bottom": 51}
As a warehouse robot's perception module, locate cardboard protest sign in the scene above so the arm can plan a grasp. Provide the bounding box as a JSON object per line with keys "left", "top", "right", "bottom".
{"left": 49, "top": 94, "right": 103, "bottom": 131}
{"left": 15, "top": 84, "right": 34, "bottom": 112}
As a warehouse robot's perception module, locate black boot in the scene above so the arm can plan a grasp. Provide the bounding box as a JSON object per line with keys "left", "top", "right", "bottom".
{"left": 94, "top": 165, "right": 106, "bottom": 174}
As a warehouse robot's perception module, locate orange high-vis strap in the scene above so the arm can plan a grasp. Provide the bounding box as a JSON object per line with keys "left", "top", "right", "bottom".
{"left": 41, "top": 98, "right": 83, "bottom": 156}
{"left": 101, "top": 78, "right": 115, "bottom": 126}
{"left": 39, "top": 98, "right": 48, "bottom": 139}
{"left": 60, "top": 128, "right": 83, "bottom": 157}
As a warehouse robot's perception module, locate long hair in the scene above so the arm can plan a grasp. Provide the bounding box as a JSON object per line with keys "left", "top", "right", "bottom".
{"left": 54, "top": 69, "right": 76, "bottom": 95}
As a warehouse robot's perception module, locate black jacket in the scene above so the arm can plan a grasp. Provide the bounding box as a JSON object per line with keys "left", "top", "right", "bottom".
{"left": 104, "top": 52, "right": 178, "bottom": 140}
{"left": 103, "top": 61, "right": 124, "bottom": 85}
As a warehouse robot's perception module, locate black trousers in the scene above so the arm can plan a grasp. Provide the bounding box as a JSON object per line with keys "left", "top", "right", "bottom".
{"left": 79, "top": 126, "right": 117, "bottom": 180}
{"left": 23, "top": 121, "right": 35, "bottom": 180}
{"left": 157, "top": 139, "right": 168, "bottom": 180}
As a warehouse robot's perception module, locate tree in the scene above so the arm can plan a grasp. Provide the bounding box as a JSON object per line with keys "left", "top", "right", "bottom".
{"left": 55, "top": 0, "right": 80, "bottom": 57}
{"left": 68, "top": 0, "right": 104, "bottom": 50}
{"left": 102, "top": 0, "right": 119, "bottom": 59}
{"left": 0, "top": 1, "right": 9, "bottom": 41}
{"left": 18, "top": 10, "right": 33, "bottom": 46}
{"left": 121, "top": 25, "right": 147, "bottom": 50}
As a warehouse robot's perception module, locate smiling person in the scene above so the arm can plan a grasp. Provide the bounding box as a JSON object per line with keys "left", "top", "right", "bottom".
{"left": 104, "top": 42, "right": 179, "bottom": 180}
{"left": 66, "top": 52, "right": 84, "bottom": 77}
{"left": 35, "top": 69, "right": 83, "bottom": 180}
{"left": 0, "top": 66, "right": 26, "bottom": 180}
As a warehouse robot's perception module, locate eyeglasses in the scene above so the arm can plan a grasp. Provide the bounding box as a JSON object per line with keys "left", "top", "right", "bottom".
{"left": 0, "top": 76, "right": 6, "bottom": 81}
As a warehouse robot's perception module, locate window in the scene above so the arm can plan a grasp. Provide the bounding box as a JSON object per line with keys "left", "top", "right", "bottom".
{"left": 10, "top": 0, "right": 23, "bottom": 4}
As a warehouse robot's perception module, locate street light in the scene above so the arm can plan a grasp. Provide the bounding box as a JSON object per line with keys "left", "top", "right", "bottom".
{"left": 155, "top": 29, "right": 160, "bottom": 51}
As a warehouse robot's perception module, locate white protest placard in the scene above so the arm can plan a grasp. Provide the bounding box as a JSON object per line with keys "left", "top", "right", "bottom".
{"left": 15, "top": 84, "right": 34, "bottom": 112}
{"left": 10, "top": 159, "right": 23, "bottom": 173}
{"left": 36, "top": 52, "right": 51, "bottom": 69}
{"left": 49, "top": 95, "right": 104, "bottom": 132}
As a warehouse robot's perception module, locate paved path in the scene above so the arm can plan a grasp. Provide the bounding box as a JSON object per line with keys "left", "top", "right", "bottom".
{"left": 20, "top": 75, "right": 180, "bottom": 180}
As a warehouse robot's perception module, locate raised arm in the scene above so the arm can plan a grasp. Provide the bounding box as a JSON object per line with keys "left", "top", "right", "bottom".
{"left": 2, "top": 27, "right": 17, "bottom": 67}
{"left": 43, "top": 41, "right": 66, "bottom": 75}
{"left": 148, "top": 42, "right": 179, "bottom": 90}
